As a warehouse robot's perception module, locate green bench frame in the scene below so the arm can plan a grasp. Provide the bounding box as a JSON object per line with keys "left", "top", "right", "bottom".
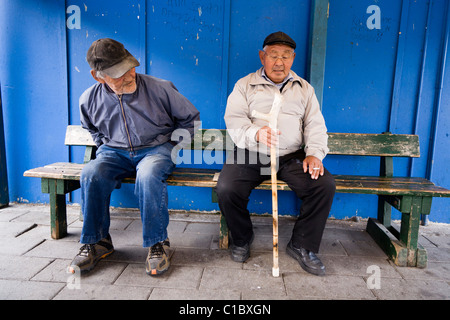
{"left": 24, "top": 125, "right": 450, "bottom": 268}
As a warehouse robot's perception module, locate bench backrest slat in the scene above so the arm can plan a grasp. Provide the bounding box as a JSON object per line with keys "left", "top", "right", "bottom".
{"left": 327, "top": 132, "right": 420, "bottom": 157}
{"left": 65, "top": 126, "right": 420, "bottom": 158}
{"left": 65, "top": 125, "right": 96, "bottom": 146}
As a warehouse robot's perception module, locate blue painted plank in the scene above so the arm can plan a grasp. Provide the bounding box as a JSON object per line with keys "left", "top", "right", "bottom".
{"left": 0, "top": 0, "right": 69, "bottom": 203}
{"left": 0, "top": 85, "right": 9, "bottom": 206}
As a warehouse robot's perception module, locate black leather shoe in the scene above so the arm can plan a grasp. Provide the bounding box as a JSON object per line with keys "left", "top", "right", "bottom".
{"left": 230, "top": 233, "right": 254, "bottom": 263}
{"left": 286, "top": 240, "right": 325, "bottom": 276}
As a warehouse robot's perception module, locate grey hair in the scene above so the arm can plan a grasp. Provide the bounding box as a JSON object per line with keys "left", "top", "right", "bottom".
{"left": 96, "top": 70, "right": 106, "bottom": 79}
{"left": 262, "top": 45, "right": 295, "bottom": 54}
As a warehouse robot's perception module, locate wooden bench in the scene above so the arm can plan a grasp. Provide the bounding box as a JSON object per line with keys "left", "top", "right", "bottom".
{"left": 24, "top": 125, "right": 450, "bottom": 268}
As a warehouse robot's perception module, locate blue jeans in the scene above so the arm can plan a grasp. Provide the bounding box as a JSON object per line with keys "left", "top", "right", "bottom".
{"left": 79, "top": 143, "right": 175, "bottom": 247}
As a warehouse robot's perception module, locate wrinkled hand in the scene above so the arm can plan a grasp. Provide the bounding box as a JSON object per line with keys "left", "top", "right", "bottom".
{"left": 303, "top": 156, "right": 324, "bottom": 180}
{"left": 256, "top": 126, "right": 281, "bottom": 148}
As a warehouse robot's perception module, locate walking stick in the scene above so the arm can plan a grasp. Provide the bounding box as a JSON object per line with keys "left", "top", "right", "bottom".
{"left": 252, "top": 93, "right": 283, "bottom": 277}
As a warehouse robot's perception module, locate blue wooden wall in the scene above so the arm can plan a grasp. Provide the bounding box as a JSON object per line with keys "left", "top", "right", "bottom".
{"left": 1, "top": 0, "right": 449, "bottom": 222}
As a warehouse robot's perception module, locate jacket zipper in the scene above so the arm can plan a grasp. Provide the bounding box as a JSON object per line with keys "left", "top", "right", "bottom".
{"left": 118, "top": 94, "right": 134, "bottom": 153}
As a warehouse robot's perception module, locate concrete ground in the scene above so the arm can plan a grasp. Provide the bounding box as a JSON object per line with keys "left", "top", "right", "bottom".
{"left": 0, "top": 203, "right": 449, "bottom": 301}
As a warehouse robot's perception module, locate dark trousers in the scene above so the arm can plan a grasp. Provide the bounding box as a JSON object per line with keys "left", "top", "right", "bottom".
{"left": 215, "top": 148, "right": 335, "bottom": 253}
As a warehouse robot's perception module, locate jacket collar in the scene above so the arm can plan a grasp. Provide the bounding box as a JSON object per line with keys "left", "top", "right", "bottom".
{"left": 249, "top": 67, "right": 303, "bottom": 87}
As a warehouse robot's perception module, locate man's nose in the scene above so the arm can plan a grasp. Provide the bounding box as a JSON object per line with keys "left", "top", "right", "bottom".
{"left": 274, "top": 58, "right": 284, "bottom": 65}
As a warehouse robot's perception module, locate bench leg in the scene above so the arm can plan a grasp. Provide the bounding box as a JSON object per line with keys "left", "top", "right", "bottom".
{"left": 49, "top": 192, "right": 68, "bottom": 239}
{"left": 219, "top": 213, "right": 229, "bottom": 249}
{"left": 212, "top": 188, "right": 229, "bottom": 249}
{"left": 367, "top": 218, "right": 408, "bottom": 266}
{"left": 378, "top": 155, "right": 393, "bottom": 228}
{"left": 399, "top": 197, "right": 427, "bottom": 268}
{"left": 42, "top": 178, "right": 68, "bottom": 239}
{"left": 377, "top": 196, "right": 391, "bottom": 227}
{"left": 368, "top": 196, "right": 427, "bottom": 268}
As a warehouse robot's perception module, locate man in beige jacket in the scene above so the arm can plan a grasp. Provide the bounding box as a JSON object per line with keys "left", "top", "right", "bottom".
{"left": 215, "top": 31, "right": 335, "bottom": 276}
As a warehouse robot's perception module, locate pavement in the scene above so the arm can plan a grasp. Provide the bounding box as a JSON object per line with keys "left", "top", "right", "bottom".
{"left": 0, "top": 203, "right": 449, "bottom": 301}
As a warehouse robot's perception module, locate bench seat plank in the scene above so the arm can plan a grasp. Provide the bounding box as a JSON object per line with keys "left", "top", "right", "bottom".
{"left": 24, "top": 163, "right": 84, "bottom": 180}
{"left": 24, "top": 163, "right": 450, "bottom": 197}
{"left": 333, "top": 176, "right": 450, "bottom": 197}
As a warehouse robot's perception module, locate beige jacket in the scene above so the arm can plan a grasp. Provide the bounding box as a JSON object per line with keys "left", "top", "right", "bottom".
{"left": 224, "top": 68, "right": 329, "bottom": 160}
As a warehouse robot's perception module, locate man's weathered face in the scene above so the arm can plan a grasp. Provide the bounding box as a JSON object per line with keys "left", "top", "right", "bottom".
{"left": 92, "top": 67, "right": 137, "bottom": 95}
{"left": 259, "top": 44, "right": 296, "bottom": 84}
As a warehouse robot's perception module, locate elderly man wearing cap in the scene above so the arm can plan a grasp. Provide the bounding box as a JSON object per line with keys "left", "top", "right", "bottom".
{"left": 69, "top": 38, "right": 200, "bottom": 276}
{"left": 215, "top": 31, "right": 335, "bottom": 276}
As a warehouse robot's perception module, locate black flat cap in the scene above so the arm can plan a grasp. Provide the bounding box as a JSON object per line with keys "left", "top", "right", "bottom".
{"left": 263, "top": 31, "right": 296, "bottom": 49}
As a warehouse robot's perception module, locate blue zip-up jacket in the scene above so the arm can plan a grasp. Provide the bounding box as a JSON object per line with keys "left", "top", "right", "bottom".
{"left": 79, "top": 73, "right": 200, "bottom": 150}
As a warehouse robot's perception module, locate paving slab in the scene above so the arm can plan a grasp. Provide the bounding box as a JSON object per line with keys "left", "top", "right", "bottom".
{"left": 171, "top": 247, "right": 242, "bottom": 269}
{"left": 0, "top": 279, "right": 65, "bottom": 300}
{"left": 283, "top": 273, "right": 376, "bottom": 300}
{"left": 24, "top": 239, "right": 83, "bottom": 260}
{"left": 32, "top": 259, "right": 128, "bottom": 285}
{"left": 199, "top": 267, "right": 286, "bottom": 294}
{"left": 0, "top": 256, "right": 54, "bottom": 280}
{"left": 371, "top": 278, "right": 450, "bottom": 300}
{"left": 115, "top": 263, "right": 204, "bottom": 289}
{"left": 54, "top": 283, "right": 151, "bottom": 300}
{"left": 149, "top": 287, "right": 240, "bottom": 300}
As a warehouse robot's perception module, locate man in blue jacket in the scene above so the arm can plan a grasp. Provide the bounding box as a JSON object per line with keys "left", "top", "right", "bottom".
{"left": 69, "top": 38, "right": 200, "bottom": 276}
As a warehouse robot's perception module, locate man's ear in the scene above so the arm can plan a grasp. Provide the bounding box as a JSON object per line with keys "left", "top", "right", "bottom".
{"left": 90, "top": 69, "right": 106, "bottom": 83}
{"left": 259, "top": 50, "right": 265, "bottom": 66}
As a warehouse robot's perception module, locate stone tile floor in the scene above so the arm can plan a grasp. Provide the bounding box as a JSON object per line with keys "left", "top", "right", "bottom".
{"left": 0, "top": 203, "right": 449, "bottom": 300}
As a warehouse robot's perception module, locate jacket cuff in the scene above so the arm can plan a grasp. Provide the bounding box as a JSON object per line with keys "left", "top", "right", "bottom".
{"left": 246, "top": 125, "right": 261, "bottom": 147}
{"left": 305, "top": 148, "right": 326, "bottom": 161}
